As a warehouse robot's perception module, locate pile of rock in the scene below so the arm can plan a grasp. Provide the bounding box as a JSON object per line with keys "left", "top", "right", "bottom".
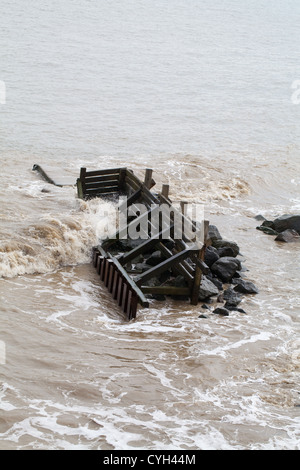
{"left": 109, "top": 223, "right": 259, "bottom": 317}
{"left": 198, "top": 224, "right": 258, "bottom": 317}
{"left": 256, "top": 214, "right": 300, "bottom": 243}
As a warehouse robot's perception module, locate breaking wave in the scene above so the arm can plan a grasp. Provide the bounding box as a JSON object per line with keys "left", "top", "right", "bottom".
{"left": 0, "top": 199, "right": 117, "bottom": 278}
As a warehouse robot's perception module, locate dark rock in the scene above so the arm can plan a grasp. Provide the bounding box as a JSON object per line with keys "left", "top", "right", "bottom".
{"left": 209, "top": 277, "right": 223, "bottom": 291}
{"left": 204, "top": 246, "right": 220, "bottom": 267}
{"left": 166, "top": 275, "right": 188, "bottom": 288}
{"left": 232, "top": 278, "right": 259, "bottom": 294}
{"left": 254, "top": 214, "right": 266, "bottom": 221}
{"left": 261, "top": 220, "right": 275, "bottom": 228}
{"left": 211, "top": 257, "right": 242, "bottom": 282}
{"left": 213, "top": 307, "right": 230, "bottom": 316}
{"left": 201, "top": 304, "right": 210, "bottom": 309}
{"left": 41, "top": 188, "right": 51, "bottom": 193}
{"left": 151, "top": 294, "right": 166, "bottom": 301}
{"left": 217, "top": 246, "right": 236, "bottom": 258}
{"left": 208, "top": 225, "right": 222, "bottom": 241}
{"left": 275, "top": 229, "right": 300, "bottom": 243}
{"left": 198, "top": 276, "right": 219, "bottom": 300}
{"left": 212, "top": 239, "right": 240, "bottom": 257}
{"left": 272, "top": 214, "right": 300, "bottom": 234}
{"left": 256, "top": 225, "right": 278, "bottom": 236}
{"left": 198, "top": 314, "right": 208, "bottom": 318}
{"left": 223, "top": 287, "right": 242, "bottom": 306}
{"left": 134, "top": 262, "right": 153, "bottom": 272}
{"left": 225, "top": 306, "right": 247, "bottom": 314}
{"left": 147, "top": 250, "right": 165, "bottom": 266}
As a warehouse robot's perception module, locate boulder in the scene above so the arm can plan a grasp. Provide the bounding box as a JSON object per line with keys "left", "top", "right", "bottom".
{"left": 204, "top": 246, "right": 219, "bottom": 267}
{"left": 208, "top": 225, "right": 222, "bottom": 241}
{"left": 212, "top": 239, "right": 240, "bottom": 257}
{"left": 146, "top": 250, "right": 165, "bottom": 266}
{"left": 272, "top": 214, "right": 300, "bottom": 234}
{"left": 217, "top": 246, "right": 237, "bottom": 258}
{"left": 211, "top": 257, "right": 241, "bottom": 282}
{"left": 232, "top": 278, "right": 259, "bottom": 294}
{"left": 213, "top": 307, "right": 230, "bottom": 316}
{"left": 275, "top": 229, "right": 300, "bottom": 243}
{"left": 256, "top": 225, "right": 278, "bottom": 236}
{"left": 198, "top": 276, "right": 219, "bottom": 300}
{"left": 223, "top": 287, "right": 242, "bottom": 307}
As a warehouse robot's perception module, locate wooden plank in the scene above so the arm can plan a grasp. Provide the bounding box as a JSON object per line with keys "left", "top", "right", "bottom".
{"left": 117, "top": 276, "right": 124, "bottom": 306}
{"left": 110, "top": 255, "right": 150, "bottom": 308}
{"left": 97, "top": 255, "right": 104, "bottom": 275}
{"left": 85, "top": 175, "right": 120, "bottom": 184}
{"left": 135, "top": 249, "right": 195, "bottom": 286}
{"left": 112, "top": 270, "right": 120, "bottom": 299}
{"left": 77, "top": 178, "right": 84, "bottom": 199}
{"left": 118, "top": 189, "right": 142, "bottom": 212}
{"left": 141, "top": 286, "right": 190, "bottom": 296}
{"left": 85, "top": 168, "right": 121, "bottom": 177}
{"left": 125, "top": 169, "right": 143, "bottom": 187}
{"left": 108, "top": 263, "right": 114, "bottom": 292}
{"left": 157, "top": 242, "right": 194, "bottom": 284}
{"left": 118, "top": 225, "right": 174, "bottom": 265}
{"left": 85, "top": 180, "right": 120, "bottom": 190}
{"left": 121, "top": 283, "right": 129, "bottom": 311}
{"left": 33, "top": 164, "right": 75, "bottom": 187}
{"left": 85, "top": 186, "right": 119, "bottom": 196}
{"left": 100, "top": 257, "right": 106, "bottom": 281}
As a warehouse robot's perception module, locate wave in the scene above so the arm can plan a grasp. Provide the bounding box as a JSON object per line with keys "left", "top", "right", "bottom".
{"left": 0, "top": 199, "right": 117, "bottom": 278}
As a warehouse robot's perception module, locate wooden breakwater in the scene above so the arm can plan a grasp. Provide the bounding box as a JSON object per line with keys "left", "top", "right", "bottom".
{"left": 77, "top": 167, "right": 210, "bottom": 320}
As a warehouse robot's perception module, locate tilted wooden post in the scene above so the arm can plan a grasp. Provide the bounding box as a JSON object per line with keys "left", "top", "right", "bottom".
{"left": 144, "top": 169, "right": 153, "bottom": 189}
{"left": 190, "top": 220, "right": 209, "bottom": 305}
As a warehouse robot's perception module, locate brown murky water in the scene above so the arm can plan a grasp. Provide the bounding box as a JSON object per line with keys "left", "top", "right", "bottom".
{"left": 0, "top": 0, "right": 299, "bottom": 449}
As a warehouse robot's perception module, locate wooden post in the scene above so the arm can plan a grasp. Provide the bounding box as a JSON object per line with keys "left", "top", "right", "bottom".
{"left": 144, "top": 169, "right": 153, "bottom": 189}
{"left": 190, "top": 220, "right": 209, "bottom": 305}
{"left": 161, "top": 184, "right": 169, "bottom": 199}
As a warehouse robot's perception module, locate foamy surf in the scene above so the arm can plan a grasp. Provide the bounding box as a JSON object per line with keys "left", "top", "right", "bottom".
{"left": 0, "top": 198, "right": 117, "bottom": 279}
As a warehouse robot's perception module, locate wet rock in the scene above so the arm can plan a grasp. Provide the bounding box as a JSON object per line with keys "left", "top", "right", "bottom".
{"left": 275, "top": 229, "right": 300, "bottom": 243}
{"left": 146, "top": 250, "right": 165, "bottom": 266}
{"left": 211, "top": 257, "right": 242, "bottom": 282}
{"left": 198, "top": 314, "right": 208, "bottom": 318}
{"left": 256, "top": 225, "right": 278, "bottom": 236}
{"left": 217, "top": 246, "right": 237, "bottom": 258}
{"left": 212, "top": 239, "right": 240, "bottom": 257}
{"left": 151, "top": 294, "right": 166, "bottom": 301}
{"left": 254, "top": 214, "right": 266, "bottom": 221}
{"left": 272, "top": 214, "right": 300, "bottom": 234}
{"left": 198, "top": 276, "right": 219, "bottom": 300}
{"left": 208, "top": 224, "right": 222, "bottom": 241}
{"left": 204, "top": 246, "right": 219, "bottom": 267}
{"left": 225, "top": 306, "right": 247, "bottom": 314}
{"left": 201, "top": 304, "right": 210, "bottom": 309}
{"left": 208, "top": 276, "right": 223, "bottom": 291}
{"left": 223, "top": 287, "right": 242, "bottom": 307}
{"left": 213, "top": 307, "right": 230, "bottom": 316}
{"left": 232, "top": 278, "right": 259, "bottom": 294}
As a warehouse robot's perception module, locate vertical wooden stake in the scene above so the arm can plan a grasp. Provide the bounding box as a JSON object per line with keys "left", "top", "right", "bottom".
{"left": 144, "top": 169, "right": 153, "bottom": 189}
{"left": 161, "top": 184, "right": 169, "bottom": 199}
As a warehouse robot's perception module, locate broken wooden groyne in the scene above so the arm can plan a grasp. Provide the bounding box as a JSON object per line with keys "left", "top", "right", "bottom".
{"left": 77, "top": 167, "right": 210, "bottom": 320}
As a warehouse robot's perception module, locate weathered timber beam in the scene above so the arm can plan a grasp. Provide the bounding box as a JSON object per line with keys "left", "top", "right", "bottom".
{"left": 141, "top": 286, "right": 190, "bottom": 296}
{"left": 135, "top": 249, "right": 196, "bottom": 286}
{"left": 109, "top": 255, "right": 150, "bottom": 308}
